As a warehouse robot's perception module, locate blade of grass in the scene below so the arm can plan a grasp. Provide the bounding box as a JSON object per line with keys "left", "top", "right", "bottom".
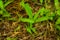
{"left": 20, "top": 1, "right": 33, "bottom": 19}
{"left": 26, "top": 26, "right": 32, "bottom": 34}
{"left": 25, "top": 3, "right": 33, "bottom": 19}
{"left": 0, "top": 0, "right": 11, "bottom": 17}
{"left": 29, "top": 23, "right": 37, "bottom": 34}
{"left": 31, "top": 28, "right": 37, "bottom": 34}
{"left": 57, "top": 8, "right": 60, "bottom": 16}
{"left": 54, "top": 0, "right": 59, "bottom": 9}
{"left": 39, "top": 7, "right": 45, "bottom": 16}
{"left": 56, "top": 17, "right": 60, "bottom": 24}
{"left": 0, "top": 10, "right": 3, "bottom": 14}
{"left": 33, "top": 9, "right": 41, "bottom": 21}
{"left": 20, "top": 18, "right": 34, "bottom": 23}
{"left": 4, "top": 0, "right": 14, "bottom": 7}
{"left": 36, "top": 16, "right": 49, "bottom": 22}
{"left": 14, "top": 25, "right": 20, "bottom": 32}
{"left": 55, "top": 25, "right": 60, "bottom": 30}
{"left": 7, "top": 17, "right": 16, "bottom": 21}
{"left": 2, "top": 9, "right": 11, "bottom": 17}
{"left": 0, "top": 0, "right": 4, "bottom": 9}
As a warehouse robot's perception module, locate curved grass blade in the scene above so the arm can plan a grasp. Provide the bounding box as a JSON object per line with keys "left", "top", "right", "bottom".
{"left": 25, "top": 3, "right": 33, "bottom": 18}
{"left": 20, "top": 1, "right": 33, "bottom": 19}
{"left": 4, "top": 0, "right": 14, "bottom": 7}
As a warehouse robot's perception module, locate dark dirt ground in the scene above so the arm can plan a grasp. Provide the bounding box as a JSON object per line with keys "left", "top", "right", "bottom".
{"left": 0, "top": 0, "right": 59, "bottom": 40}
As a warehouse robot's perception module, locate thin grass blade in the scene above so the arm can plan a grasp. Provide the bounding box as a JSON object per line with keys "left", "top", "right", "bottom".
{"left": 54, "top": 0, "right": 59, "bottom": 9}
{"left": 0, "top": 0, "right": 4, "bottom": 9}
{"left": 20, "top": 18, "right": 34, "bottom": 23}
{"left": 26, "top": 26, "right": 32, "bottom": 34}
{"left": 36, "top": 16, "right": 49, "bottom": 22}
{"left": 33, "top": 8, "right": 42, "bottom": 21}
{"left": 4, "top": 0, "right": 14, "bottom": 7}
{"left": 20, "top": 1, "right": 33, "bottom": 19}
{"left": 56, "top": 17, "right": 60, "bottom": 24}
{"left": 2, "top": 9, "right": 11, "bottom": 17}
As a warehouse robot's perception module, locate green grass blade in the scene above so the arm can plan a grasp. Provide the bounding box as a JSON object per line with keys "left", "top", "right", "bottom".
{"left": 2, "top": 9, "right": 11, "bottom": 17}
{"left": 25, "top": 3, "right": 33, "bottom": 18}
{"left": 4, "top": 0, "right": 14, "bottom": 7}
{"left": 0, "top": 0, "right": 11, "bottom": 17}
{"left": 33, "top": 9, "right": 41, "bottom": 21}
{"left": 57, "top": 8, "right": 60, "bottom": 16}
{"left": 0, "top": 10, "right": 3, "bottom": 14}
{"left": 40, "top": 8, "right": 50, "bottom": 16}
{"left": 7, "top": 18, "right": 16, "bottom": 21}
{"left": 29, "top": 23, "right": 37, "bottom": 34}
{"left": 20, "top": 18, "right": 34, "bottom": 23}
{"left": 36, "top": 16, "right": 49, "bottom": 22}
{"left": 56, "top": 17, "right": 60, "bottom": 24}
{"left": 54, "top": 0, "right": 59, "bottom": 9}
{"left": 55, "top": 25, "right": 60, "bottom": 30}
{"left": 39, "top": 7, "right": 45, "bottom": 16}
{"left": 20, "top": 1, "right": 33, "bottom": 19}
{"left": 26, "top": 26, "right": 32, "bottom": 34}
{"left": 31, "top": 28, "right": 37, "bottom": 34}
{"left": 47, "top": 12, "right": 56, "bottom": 20}
{"left": 14, "top": 25, "right": 20, "bottom": 32}
{"left": 33, "top": 8, "right": 50, "bottom": 21}
{"left": 0, "top": 0, "right": 4, "bottom": 9}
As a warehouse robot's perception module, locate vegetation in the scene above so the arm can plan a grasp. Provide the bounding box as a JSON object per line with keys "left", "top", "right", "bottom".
{"left": 0, "top": 0, "right": 60, "bottom": 40}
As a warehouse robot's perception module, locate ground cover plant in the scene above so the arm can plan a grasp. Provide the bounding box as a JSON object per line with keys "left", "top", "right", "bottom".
{"left": 0, "top": 0, "right": 60, "bottom": 40}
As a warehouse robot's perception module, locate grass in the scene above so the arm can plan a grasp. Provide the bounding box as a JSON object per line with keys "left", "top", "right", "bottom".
{"left": 0, "top": 0, "right": 12, "bottom": 17}
{"left": 19, "top": 0, "right": 56, "bottom": 34}
{"left": 54, "top": 0, "right": 60, "bottom": 31}
{"left": 19, "top": 0, "right": 60, "bottom": 35}
{"left": 0, "top": 0, "right": 16, "bottom": 21}
{"left": 0, "top": 0, "right": 60, "bottom": 40}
